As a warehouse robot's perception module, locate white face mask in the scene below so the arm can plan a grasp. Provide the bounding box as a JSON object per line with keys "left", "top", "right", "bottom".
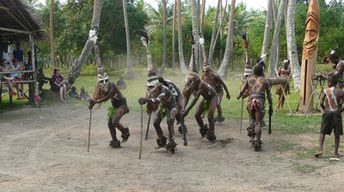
{"left": 98, "top": 73, "right": 110, "bottom": 92}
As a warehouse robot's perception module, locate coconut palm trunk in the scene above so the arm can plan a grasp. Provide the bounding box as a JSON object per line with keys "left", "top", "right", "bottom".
{"left": 172, "top": 0, "right": 177, "bottom": 74}
{"left": 217, "top": 0, "right": 235, "bottom": 78}
{"left": 209, "top": 0, "right": 228, "bottom": 66}
{"left": 286, "top": 0, "right": 301, "bottom": 90}
{"left": 123, "top": 0, "right": 133, "bottom": 78}
{"left": 200, "top": 0, "right": 206, "bottom": 35}
{"left": 177, "top": 0, "right": 187, "bottom": 73}
{"left": 141, "top": 34, "right": 155, "bottom": 73}
{"left": 160, "top": 0, "right": 167, "bottom": 76}
{"left": 261, "top": 0, "right": 273, "bottom": 60}
{"left": 49, "top": 0, "right": 55, "bottom": 66}
{"left": 189, "top": 0, "right": 199, "bottom": 72}
{"left": 208, "top": 0, "right": 221, "bottom": 66}
{"left": 66, "top": 0, "right": 101, "bottom": 90}
{"left": 268, "top": 0, "right": 286, "bottom": 78}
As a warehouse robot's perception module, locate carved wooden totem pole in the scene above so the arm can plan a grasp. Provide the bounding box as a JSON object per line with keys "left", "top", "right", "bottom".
{"left": 299, "top": 0, "right": 320, "bottom": 113}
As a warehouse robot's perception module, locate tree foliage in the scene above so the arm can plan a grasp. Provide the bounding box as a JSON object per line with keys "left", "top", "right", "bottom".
{"left": 35, "top": 0, "right": 344, "bottom": 69}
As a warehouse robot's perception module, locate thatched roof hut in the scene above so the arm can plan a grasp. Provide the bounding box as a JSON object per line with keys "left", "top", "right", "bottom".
{"left": 0, "top": 0, "right": 46, "bottom": 41}
{"left": 0, "top": 0, "right": 46, "bottom": 105}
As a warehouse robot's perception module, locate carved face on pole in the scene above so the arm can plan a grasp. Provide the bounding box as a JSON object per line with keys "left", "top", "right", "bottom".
{"left": 303, "top": 3, "right": 319, "bottom": 60}
{"left": 97, "top": 73, "right": 110, "bottom": 92}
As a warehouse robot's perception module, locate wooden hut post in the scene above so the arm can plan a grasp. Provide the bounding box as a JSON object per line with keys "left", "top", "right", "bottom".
{"left": 28, "top": 34, "right": 36, "bottom": 104}
{"left": 299, "top": 0, "right": 319, "bottom": 113}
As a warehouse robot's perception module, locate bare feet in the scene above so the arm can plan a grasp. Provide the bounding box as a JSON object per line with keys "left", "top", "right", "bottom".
{"left": 314, "top": 151, "right": 323, "bottom": 158}
{"left": 334, "top": 153, "right": 342, "bottom": 158}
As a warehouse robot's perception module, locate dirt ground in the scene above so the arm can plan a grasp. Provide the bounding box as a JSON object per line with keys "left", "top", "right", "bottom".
{"left": 1, "top": 103, "right": 344, "bottom": 192}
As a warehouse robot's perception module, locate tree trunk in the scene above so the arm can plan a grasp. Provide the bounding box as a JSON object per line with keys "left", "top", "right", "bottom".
{"left": 141, "top": 36, "right": 155, "bottom": 74}
{"left": 261, "top": 0, "right": 273, "bottom": 60}
{"left": 217, "top": 0, "right": 235, "bottom": 78}
{"left": 209, "top": 0, "right": 228, "bottom": 66}
{"left": 208, "top": 0, "right": 221, "bottom": 66}
{"left": 200, "top": 0, "right": 206, "bottom": 35}
{"left": 268, "top": 0, "right": 286, "bottom": 78}
{"left": 66, "top": 0, "right": 101, "bottom": 90}
{"left": 286, "top": 0, "right": 301, "bottom": 90}
{"left": 171, "top": 0, "right": 177, "bottom": 75}
{"left": 49, "top": 0, "right": 55, "bottom": 66}
{"left": 123, "top": 0, "right": 133, "bottom": 78}
{"left": 199, "top": 0, "right": 206, "bottom": 66}
{"left": 189, "top": 0, "right": 199, "bottom": 73}
{"left": 160, "top": 0, "right": 167, "bottom": 76}
{"left": 177, "top": 0, "right": 187, "bottom": 73}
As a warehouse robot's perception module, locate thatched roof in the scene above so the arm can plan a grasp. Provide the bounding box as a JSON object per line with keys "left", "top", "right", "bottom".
{"left": 0, "top": 0, "right": 46, "bottom": 41}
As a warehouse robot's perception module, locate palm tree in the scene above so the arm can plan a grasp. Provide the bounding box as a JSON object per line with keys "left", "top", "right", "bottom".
{"left": 261, "top": 0, "right": 273, "bottom": 59}
{"left": 66, "top": 0, "right": 101, "bottom": 89}
{"left": 200, "top": 0, "right": 206, "bottom": 35}
{"left": 123, "top": 0, "right": 133, "bottom": 78}
{"left": 286, "top": 0, "right": 301, "bottom": 89}
{"left": 177, "top": 0, "right": 187, "bottom": 73}
{"left": 218, "top": 0, "right": 236, "bottom": 78}
{"left": 49, "top": 0, "right": 55, "bottom": 66}
{"left": 208, "top": 0, "right": 228, "bottom": 66}
{"left": 172, "top": 0, "right": 177, "bottom": 74}
{"left": 189, "top": 0, "right": 199, "bottom": 72}
{"left": 268, "top": 0, "right": 286, "bottom": 78}
{"left": 160, "top": 0, "right": 167, "bottom": 76}
{"left": 208, "top": 0, "right": 221, "bottom": 66}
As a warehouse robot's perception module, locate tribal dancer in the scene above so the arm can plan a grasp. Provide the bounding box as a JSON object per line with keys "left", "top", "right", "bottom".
{"left": 202, "top": 65, "right": 231, "bottom": 122}
{"left": 237, "top": 65, "right": 273, "bottom": 151}
{"left": 89, "top": 73, "right": 130, "bottom": 148}
{"left": 182, "top": 72, "right": 218, "bottom": 142}
{"left": 138, "top": 81, "right": 178, "bottom": 153}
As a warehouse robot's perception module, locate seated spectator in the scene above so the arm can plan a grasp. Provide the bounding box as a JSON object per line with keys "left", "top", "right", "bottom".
{"left": 10, "top": 59, "right": 24, "bottom": 99}
{"left": 0, "top": 59, "right": 16, "bottom": 96}
{"left": 37, "top": 68, "right": 50, "bottom": 94}
{"left": 50, "top": 68, "right": 67, "bottom": 102}
{"left": 79, "top": 86, "right": 91, "bottom": 101}
{"left": 68, "top": 86, "right": 81, "bottom": 100}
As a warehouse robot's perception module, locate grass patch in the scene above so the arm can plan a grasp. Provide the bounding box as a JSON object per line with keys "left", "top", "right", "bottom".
{"left": 294, "top": 163, "right": 319, "bottom": 174}
{"left": 272, "top": 139, "right": 299, "bottom": 152}
{"left": 295, "top": 147, "right": 319, "bottom": 159}
{"left": 0, "top": 67, "right": 324, "bottom": 136}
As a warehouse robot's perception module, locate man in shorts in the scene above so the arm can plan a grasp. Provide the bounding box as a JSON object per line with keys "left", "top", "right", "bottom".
{"left": 314, "top": 77, "right": 344, "bottom": 158}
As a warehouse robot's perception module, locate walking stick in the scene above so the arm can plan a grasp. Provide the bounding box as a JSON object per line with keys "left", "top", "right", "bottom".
{"left": 240, "top": 98, "right": 244, "bottom": 133}
{"left": 87, "top": 109, "right": 92, "bottom": 152}
{"left": 145, "top": 113, "right": 151, "bottom": 140}
{"left": 139, "top": 104, "right": 144, "bottom": 159}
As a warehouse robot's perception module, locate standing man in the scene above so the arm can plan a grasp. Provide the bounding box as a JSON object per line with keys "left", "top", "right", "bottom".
{"left": 276, "top": 59, "right": 291, "bottom": 111}
{"left": 314, "top": 77, "right": 344, "bottom": 158}
{"left": 138, "top": 81, "right": 178, "bottom": 153}
{"left": 237, "top": 65, "right": 273, "bottom": 151}
{"left": 323, "top": 52, "right": 344, "bottom": 84}
{"left": 182, "top": 72, "right": 218, "bottom": 142}
{"left": 202, "top": 65, "right": 231, "bottom": 122}
{"left": 89, "top": 73, "right": 130, "bottom": 148}
{"left": 13, "top": 41, "right": 24, "bottom": 63}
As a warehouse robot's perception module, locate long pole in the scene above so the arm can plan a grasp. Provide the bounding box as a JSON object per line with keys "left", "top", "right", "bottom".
{"left": 145, "top": 113, "right": 151, "bottom": 140}
{"left": 240, "top": 98, "right": 243, "bottom": 133}
{"left": 87, "top": 109, "right": 92, "bottom": 152}
{"left": 139, "top": 105, "right": 144, "bottom": 159}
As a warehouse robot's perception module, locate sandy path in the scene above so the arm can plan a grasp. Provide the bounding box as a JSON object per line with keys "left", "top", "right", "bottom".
{"left": 0, "top": 103, "right": 343, "bottom": 192}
